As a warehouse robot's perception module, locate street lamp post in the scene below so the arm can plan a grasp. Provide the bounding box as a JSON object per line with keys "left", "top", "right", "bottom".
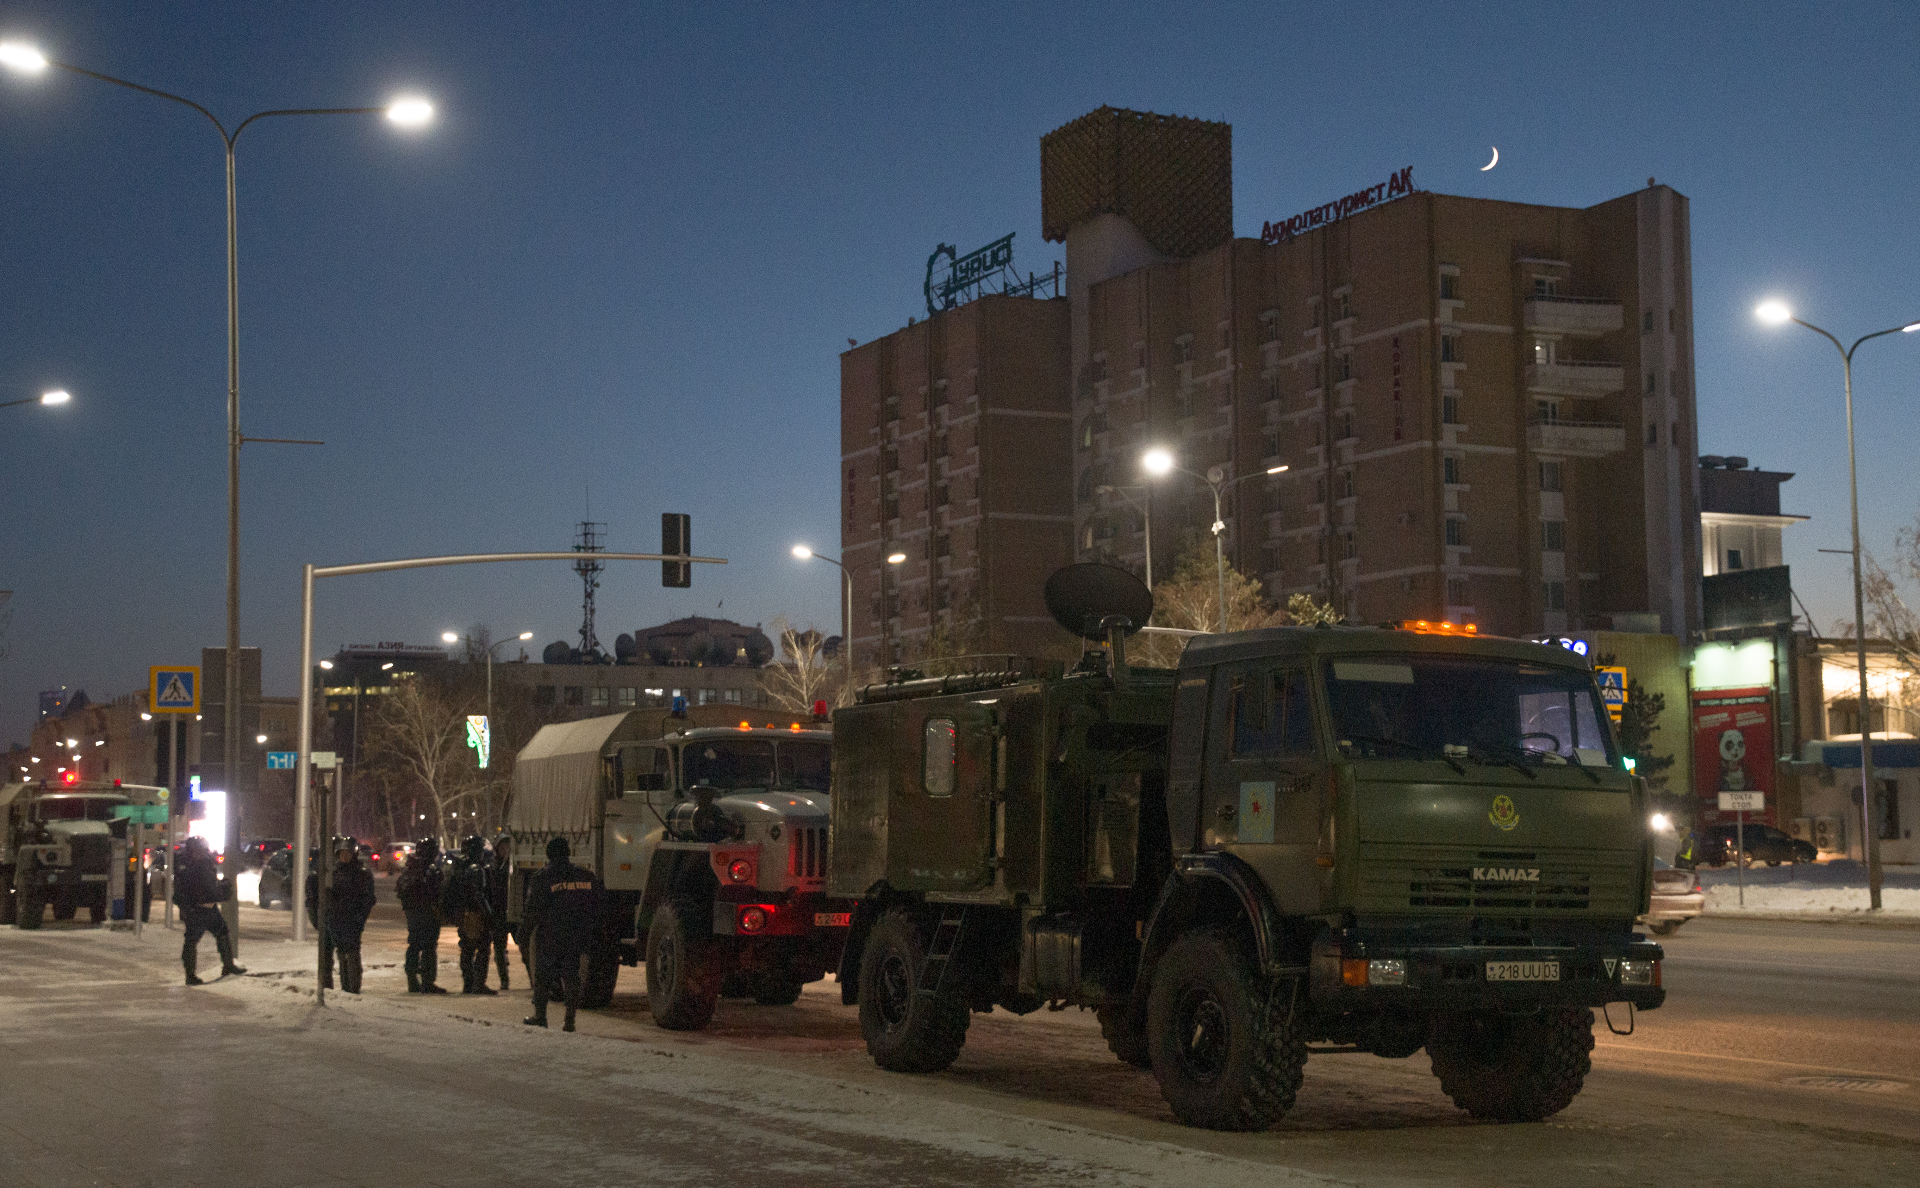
{"left": 792, "top": 546, "right": 855, "bottom": 707}
{"left": 1094, "top": 484, "right": 1154, "bottom": 589}
{"left": 2, "top": 40, "right": 432, "bottom": 943}
{"left": 1141, "top": 448, "right": 1288, "bottom": 632}
{"left": 1755, "top": 300, "right": 1920, "bottom": 912}
{"left": 1, "top": 388, "right": 71, "bottom": 411}
{"left": 443, "top": 629, "right": 535, "bottom": 737}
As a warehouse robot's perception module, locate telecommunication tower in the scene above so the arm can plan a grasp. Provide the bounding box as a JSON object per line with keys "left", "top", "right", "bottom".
{"left": 573, "top": 521, "right": 606, "bottom": 659}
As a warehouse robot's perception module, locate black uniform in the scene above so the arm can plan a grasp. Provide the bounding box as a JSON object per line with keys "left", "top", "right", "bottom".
{"left": 305, "top": 856, "right": 377, "bottom": 993}
{"left": 441, "top": 851, "right": 495, "bottom": 994}
{"left": 395, "top": 852, "right": 446, "bottom": 993}
{"left": 523, "top": 845, "right": 603, "bottom": 1031}
{"left": 487, "top": 844, "right": 517, "bottom": 989}
{"left": 171, "top": 845, "right": 243, "bottom": 984}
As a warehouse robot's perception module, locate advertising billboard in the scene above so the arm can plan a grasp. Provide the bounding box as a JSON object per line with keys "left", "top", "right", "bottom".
{"left": 1692, "top": 686, "right": 1775, "bottom": 827}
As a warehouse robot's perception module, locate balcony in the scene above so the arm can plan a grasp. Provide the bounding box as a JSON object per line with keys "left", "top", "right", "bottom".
{"left": 1525, "top": 295, "right": 1623, "bottom": 336}
{"left": 1526, "top": 360, "right": 1625, "bottom": 398}
{"left": 1527, "top": 419, "right": 1626, "bottom": 458}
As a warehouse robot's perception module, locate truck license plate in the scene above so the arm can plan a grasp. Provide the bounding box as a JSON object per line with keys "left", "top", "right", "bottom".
{"left": 814, "top": 912, "right": 852, "bottom": 927}
{"left": 1486, "top": 960, "right": 1560, "bottom": 982}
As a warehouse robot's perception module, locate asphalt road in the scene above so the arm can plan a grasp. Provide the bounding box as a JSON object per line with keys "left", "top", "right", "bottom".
{"left": 1, "top": 905, "right": 1914, "bottom": 1187}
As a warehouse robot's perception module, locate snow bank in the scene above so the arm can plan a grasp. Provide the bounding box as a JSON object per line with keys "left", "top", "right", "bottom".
{"left": 1697, "top": 860, "right": 1920, "bottom": 919}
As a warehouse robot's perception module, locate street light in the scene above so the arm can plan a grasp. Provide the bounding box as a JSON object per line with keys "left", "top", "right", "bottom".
{"left": 1755, "top": 299, "right": 1920, "bottom": 911}
{"left": 1140, "top": 448, "right": 1288, "bottom": 632}
{"left": 1, "top": 40, "right": 433, "bottom": 932}
{"left": 793, "top": 545, "right": 855, "bottom": 707}
{"left": 446, "top": 629, "right": 535, "bottom": 741}
{"left": 1, "top": 388, "right": 71, "bottom": 411}
{"left": 1094, "top": 484, "right": 1155, "bottom": 589}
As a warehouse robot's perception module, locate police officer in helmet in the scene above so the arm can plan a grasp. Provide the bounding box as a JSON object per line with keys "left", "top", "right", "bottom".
{"left": 442, "top": 834, "right": 497, "bottom": 995}
{"left": 395, "top": 836, "right": 448, "bottom": 993}
{"left": 172, "top": 836, "right": 244, "bottom": 985}
{"left": 306, "top": 836, "right": 376, "bottom": 993}
{"left": 523, "top": 836, "right": 602, "bottom": 1032}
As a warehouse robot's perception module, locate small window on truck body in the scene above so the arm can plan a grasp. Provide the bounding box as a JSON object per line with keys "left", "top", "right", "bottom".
{"left": 923, "top": 718, "right": 956, "bottom": 797}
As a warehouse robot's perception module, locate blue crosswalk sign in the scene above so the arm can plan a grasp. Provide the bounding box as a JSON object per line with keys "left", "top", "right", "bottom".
{"left": 150, "top": 666, "right": 200, "bottom": 713}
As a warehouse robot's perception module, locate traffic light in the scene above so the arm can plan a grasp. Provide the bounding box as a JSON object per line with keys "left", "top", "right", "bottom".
{"left": 662, "top": 513, "right": 691, "bottom": 587}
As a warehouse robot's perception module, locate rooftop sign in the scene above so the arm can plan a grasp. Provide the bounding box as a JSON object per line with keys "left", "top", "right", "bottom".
{"left": 923, "top": 233, "right": 1061, "bottom": 319}
{"left": 1260, "top": 166, "right": 1416, "bottom": 246}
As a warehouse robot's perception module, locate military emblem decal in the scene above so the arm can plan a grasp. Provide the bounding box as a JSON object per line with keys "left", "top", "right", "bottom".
{"left": 1489, "top": 794, "right": 1520, "bottom": 831}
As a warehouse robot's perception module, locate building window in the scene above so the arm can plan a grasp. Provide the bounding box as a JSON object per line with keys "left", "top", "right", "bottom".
{"left": 1542, "top": 520, "right": 1565, "bottom": 552}
{"left": 1341, "top": 470, "right": 1355, "bottom": 499}
{"left": 1443, "top": 455, "right": 1461, "bottom": 485}
{"left": 616, "top": 687, "right": 637, "bottom": 707}
{"left": 1317, "top": 536, "right": 1328, "bottom": 564}
{"left": 935, "top": 533, "right": 950, "bottom": 557}
{"left": 1543, "top": 580, "right": 1567, "bottom": 611}
{"left": 1533, "top": 337, "right": 1556, "bottom": 365}
{"left": 1537, "top": 399, "right": 1561, "bottom": 424}
{"left": 883, "top": 446, "right": 898, "bottom": 473}
{"left": 535, "top": 685, "right": 556, "bottom": 706}
{"left": 1337, "top": 411, "right": 1353, "bottom": 441}
{"left": 1179, "top": 388, "right": 1196, "bottom": 419}
{"left": 1441, "top": 335, "right": 1459, "bottom": 363}
{"left": 1337, "top": 292, "right": 1353, "bottom": 321}
{"left": 883, "top": 395, "right": 899, "bottom": 423}
{"left": 1077, "top": 468, "right": 1095, "bottom": 500}
{"left": 883, "top": 496, "right": 899, "bottom": 520}
{"left": 1078, "top": 420, "right": 1092, "bottom": 450}
{"left": 1173, "top": 335, "right": 1193, "bottom": 365}
{"left": 1259, "top": 312, "right": 1279, "bottom": 343}
{"left": 1082, "top": 524, "right": 1094, "bottom": 551}
{"left": 1540, "top": 461, "right": 1563, "bottom": 492}
{"left": 1726, "top": 548, "right": 1745, "bottom": 571}
{"left": 1445, "top": 518, "right": 1464, "bottom": 546}
{"left": 935, "top": 483, "right": 949, "bottom": 507}
{"left": 1337, "top": 352, "right": 1353, "bottom": 381}
{"left": 1645, "top": 423, "right": 1658, "bottom": 446}
{"left": 1263, "top": 426, "right": 1280, "bottom": 459}
{"left": 565, "top": 686, "right": 584, "bottom": 706}
{"left": 1439, "top": 272, "right": 1458, "bottom": 300}
{"left": 1645, "top": 370, "right": 1657, "bottom": 396}
{"left": 590, "top": 687, "right": 610, "bottom": 708}
{"left": 1442, "top": 392, "right": 1461, "bottom": 424}
{"left": 1315, "top": 476, "right": 1328, "bottom": 504}
{"left": 1447, "top": 576, "right": 1470, "bottom": 606}
{"left": 1341, "top": 532, "right": 1357, "bottom": 560}
{"left": 1643, "top": 309, "right": 1655, "bottom": 333}
{"left": 1533, "top": 276, "right": 1559, "bottom": 297}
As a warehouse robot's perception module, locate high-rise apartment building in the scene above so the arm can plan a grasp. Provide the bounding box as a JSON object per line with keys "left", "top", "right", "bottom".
{"left": 841, "top": 106, "right": 1703, "bottom": 660}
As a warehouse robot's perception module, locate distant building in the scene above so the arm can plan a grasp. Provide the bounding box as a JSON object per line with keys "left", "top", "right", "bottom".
{"left": 498, "top": 618, "right": 779, "bottom": 719}
{"left": 1697, "top": 455, "right": 1806, "bottom": 577}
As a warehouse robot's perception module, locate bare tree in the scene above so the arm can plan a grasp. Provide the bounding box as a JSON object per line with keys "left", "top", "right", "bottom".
{"left": 360, "top": 676, "right": 483, "bottom": 847}
{"left": 761, "top": 615, "right": 850, "bottom": 712}
{"left": 1134, "top": 546, "right": 1290, "bottom": 666}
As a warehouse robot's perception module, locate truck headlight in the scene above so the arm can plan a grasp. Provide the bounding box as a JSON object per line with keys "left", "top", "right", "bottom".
{"left": 1367, "top": 958, "right": 1407, "bottom": 986}
{"left": 1620, "top": 959, "right": 1657, "bottom": 986}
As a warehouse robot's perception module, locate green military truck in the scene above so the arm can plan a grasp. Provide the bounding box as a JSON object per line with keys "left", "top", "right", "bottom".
{"left": 829, "top": 565, "right": 1664, "bottom": 1130}
{"left": 506, "top": 703, "right": 845, "bottom": 1028}
{"left": 1, "top": 779, "right": 145, "bottom": 928}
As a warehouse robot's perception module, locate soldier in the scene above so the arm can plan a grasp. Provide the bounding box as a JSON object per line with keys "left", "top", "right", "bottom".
{"left": 442, "top": 835, "right": 497, "bottom": 995}
{"left": 395, "top": 837, "right": 448, "bottom": 994}
{"left": 172, "top": 837, "right": 244, "bottom": 985}
{"left": 522, "top": 836, "right": 602, "bottom": 1032}
{"left": 305, "top": 837, "right": 377, "bottom": 993}
{"left": 485, "top": 835, "right": 516, "bottom": 991}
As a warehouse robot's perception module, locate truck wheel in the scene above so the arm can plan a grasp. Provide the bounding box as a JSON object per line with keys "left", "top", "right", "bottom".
{"left": 646, "top": 899, "right": 721, "bottom": 1030}
{"left": 1145, "top": 930, "right": 1306, "bottom": 1131}
{"left": 1097, "top": 1003, "right": 1151, "bottom": 1069}
{"left": 582, "top": 947, "right": 620, "bottom": 1008}
{"left": 857, "top": 908, "right": 969, "bottom": 1073}
{"left": 1647, "top": 920, "right": 1679, "bottom": 936}
{"left": 16, "top": 895, "right": 43, "bottom": 930}
{"left": 1428, "top": 1008, "right": 1594, "bottom": 1122}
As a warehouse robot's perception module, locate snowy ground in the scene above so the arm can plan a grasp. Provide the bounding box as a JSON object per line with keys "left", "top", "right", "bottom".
{"left": 1697, "top": 860, "right": 1920, "bottom": 920}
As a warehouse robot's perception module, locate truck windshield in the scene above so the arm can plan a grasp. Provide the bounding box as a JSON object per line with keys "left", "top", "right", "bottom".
{"left": 776, "top": 741, "right": 832, "bottom": 791}
{"left": 35, "top": 797, "right": 127, "bottom": 821}
{"left": 1324, "top": 655, "right": 1617, "bottom": 768}
{"left": 683, "top": 740, "right": 775, "bottom": 790}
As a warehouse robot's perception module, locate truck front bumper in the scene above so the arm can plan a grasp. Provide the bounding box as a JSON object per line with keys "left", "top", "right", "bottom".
{"left": 1309, "top": 930, "right": 1666, "bottom": 1011}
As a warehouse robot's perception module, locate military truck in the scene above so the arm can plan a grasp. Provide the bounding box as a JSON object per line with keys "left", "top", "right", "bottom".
{"left": 829, "top": 565, "right": 1665, "bottom": 1131}
{"left": 0, "top": 778, "right": 146, "bottom": 928}
{"left": 506, "top": 703, "right": 845, "bottom": 1028}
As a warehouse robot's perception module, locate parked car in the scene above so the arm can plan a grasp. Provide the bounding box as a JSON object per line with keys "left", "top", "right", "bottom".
{"left": 257, "top": 850, "right": 294, "bottom": 909}
{"left": 1700, "top": 822, "right": 1816, "bottom": 867}
{"left": 1642, "top": 857, "right": 1704, "bottom": 935}
{"left": 376, "top": 842, "right": 412, "bottom": 874}
{"left": 240, "top": 838, "right": 288, "bottom": 870}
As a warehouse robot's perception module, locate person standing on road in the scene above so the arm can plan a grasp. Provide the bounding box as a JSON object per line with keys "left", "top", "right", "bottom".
{"left": 1675, "top": 830, "right": 1697, "bottom": 869}
{"left": 442, "top": 835, "right": 497, "bottom": 995}
{"left": 172, "top": 837, "right": 244, "bottom": 985}
{"left": 522, "top": 836, "right": 602, "bottom": 1032}
{"left": 305, "top": 837, "right": 377, "bottom": 993}
{"left": 486, "top": 835, "right": 517, "bottom": 991}
{"left": 395, "top": 837, "right": 448, "bottom": 994}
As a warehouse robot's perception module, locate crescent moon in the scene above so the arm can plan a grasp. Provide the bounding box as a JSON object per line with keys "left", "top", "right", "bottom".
{"left": 1481, "top": 146, "right": 1499, "bottom": 172}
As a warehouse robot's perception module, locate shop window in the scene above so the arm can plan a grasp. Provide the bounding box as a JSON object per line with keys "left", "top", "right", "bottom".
{"left": 616, "top": 687, "right": 637, "bottom": 707}
{"left": 565, "top": 686, "right": 584, "bottom": 706}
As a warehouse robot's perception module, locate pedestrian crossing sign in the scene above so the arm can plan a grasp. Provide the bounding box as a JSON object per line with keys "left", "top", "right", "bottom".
{"left": 150, "top": 666, "right": 200, "bottom": 713}
{"left": 1595, "top": 666, "right": 1627, "bottom": 723}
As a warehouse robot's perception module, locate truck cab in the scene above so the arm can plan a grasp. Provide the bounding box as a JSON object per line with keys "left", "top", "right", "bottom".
{"left": 2, "top": 780, "right": 146, "bottom": 928}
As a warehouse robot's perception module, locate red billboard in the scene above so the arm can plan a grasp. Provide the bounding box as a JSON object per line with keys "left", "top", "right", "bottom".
{"left": 1691, "top": 687, "right": 1775, "bottom": 826}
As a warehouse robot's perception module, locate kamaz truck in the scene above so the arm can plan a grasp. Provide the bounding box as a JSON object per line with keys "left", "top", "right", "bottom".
{"left": 828, "top": 565, "right": 1665, "bottom": 1131}
{"left": 1, "top": 779, "right": 144, "bottom": 928}
{"left": 506, "top": 703, "right": 845, "bottom": 1028}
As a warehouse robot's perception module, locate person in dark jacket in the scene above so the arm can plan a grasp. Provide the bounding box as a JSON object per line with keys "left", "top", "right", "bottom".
{"left": 485, "top": 836, "right": 517, "bottom": 991}
{"left": 394, "top": 837, "right": 447, "bottom": 993}
{"left": 522, "top": 836, "right": 602, "bottom": 1032}
{"left": 171, "top": 837, "right": 244, "bottom": 985}
{"left": 305, "top": 837, "right": 377, "bottom": 993}
{"left": 441, "top": 835, "right": 497, "bottom": 995}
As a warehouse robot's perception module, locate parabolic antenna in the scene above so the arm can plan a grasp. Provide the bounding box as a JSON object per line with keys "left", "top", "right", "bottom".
{"left": 1044, "top": 563, "right": 1154, "bottom": 641}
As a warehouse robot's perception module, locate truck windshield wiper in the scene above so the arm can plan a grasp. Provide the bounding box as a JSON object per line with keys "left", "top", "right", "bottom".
{"left": 1340, "top": 735, "right": 1466, "bottom": 774}
{"left": 1467, "top": 744, "right": 1538, "bottom": 779}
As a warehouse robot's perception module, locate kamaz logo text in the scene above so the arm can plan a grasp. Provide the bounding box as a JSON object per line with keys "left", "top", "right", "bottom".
{"left": 1472, "top": 867, "right": 1540, "bottom": 882}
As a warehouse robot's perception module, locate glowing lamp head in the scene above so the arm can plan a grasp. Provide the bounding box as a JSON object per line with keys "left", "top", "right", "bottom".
{"left": 791, "top": 544, "right": 813, "bottom": 560}
{"left": 442, "top": 632, "right": 458, "bottom": 643}
{"left": 319, "top": 660, "right": 334, "bottom": 670}
{"left": 1141, "top": 448, "right": 1174, "bottom": 477}
{"left": 1649, "top": 812, "right": 1671, "bottom": 832}
{"left": 886, "top": 552, "right": 907, "bottom": 565}
{"left": 518, "top": 631, "right": 533, "bottom": 640}
{"left": 1266, "top": 464, "right": 1289, "bottom": 475}
{"left": 0, "top": 42, "right": 48, "bottom": 73}
{"left": 1754, "top": 300, "right": 1792, "bottom": 326}
{"left": 39, "top": 389, "right": 70, "bottom": 406}
{"left": 386, "top": 97, "right": 433, "bottom": 127}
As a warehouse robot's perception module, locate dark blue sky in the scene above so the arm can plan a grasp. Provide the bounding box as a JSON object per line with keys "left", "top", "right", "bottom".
{"left": 3, "top": 1, "right": 1917, "bottom": 743}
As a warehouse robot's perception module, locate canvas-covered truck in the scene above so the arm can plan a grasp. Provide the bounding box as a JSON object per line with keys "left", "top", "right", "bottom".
{"left": 830, "top": 565, "right": 1665, "bottom": 1131}
{"left": 506, "top": 704, "right": 846, "bottom": 1028}
{"left": 1, "top": 779, "right": 149, "bottom": 928}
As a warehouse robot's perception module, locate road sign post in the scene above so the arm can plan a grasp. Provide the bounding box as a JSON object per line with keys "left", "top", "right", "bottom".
{"left": 1718, "top": 791, "right": 1765, "bottom": 906}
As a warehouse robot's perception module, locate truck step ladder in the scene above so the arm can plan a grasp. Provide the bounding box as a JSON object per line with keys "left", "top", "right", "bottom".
{"left": 918, "top": 906, "right": 969, "bottom": 1000}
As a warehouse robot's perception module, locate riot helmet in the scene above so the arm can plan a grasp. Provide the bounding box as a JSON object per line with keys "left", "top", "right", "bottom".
{"left": 461, "top": 834, "right": 487, "bottom": 862}
{"left": 415, "top": 836, "right": 440, "bottom": 862}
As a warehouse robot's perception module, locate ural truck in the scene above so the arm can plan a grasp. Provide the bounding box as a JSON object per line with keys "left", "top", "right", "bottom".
{"left": 507, "top": 704, "right": 846, "bottom": 1028}
{"left": 1, "top": 779, "right": 146, "bottom": 928}
{"left": 829, "top": 565, "right": 1665, "bottom": 1130}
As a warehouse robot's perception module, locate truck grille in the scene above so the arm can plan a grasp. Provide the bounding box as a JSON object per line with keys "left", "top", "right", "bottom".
{"left": 1358, "top": 843, "right": 1640, "bottom": 917}
{"left": 789, "top": 826, "right": 826, "bottom": 879}
{"left": 1406, "top": 867, "right": 1592, "bottom": 912}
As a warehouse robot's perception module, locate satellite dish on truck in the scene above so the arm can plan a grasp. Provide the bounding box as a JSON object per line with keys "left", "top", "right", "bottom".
{"left": 1044, "top": 563, "right": 1153, "bottom": 640}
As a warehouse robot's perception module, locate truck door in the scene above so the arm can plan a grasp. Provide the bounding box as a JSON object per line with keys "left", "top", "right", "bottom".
{"left": 1206, "top": 662, "right": 1326, "bottom": 912}
{"left": 891, "top": 701, "right": 997, "bottom": 892}
{"left": 603, "top": 744, "right": 669, "bottom": 891}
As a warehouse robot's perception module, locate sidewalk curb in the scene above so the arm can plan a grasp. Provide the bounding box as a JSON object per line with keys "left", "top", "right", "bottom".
{"left": 1698, "top": 909, "right": 1920, "bottom": 929}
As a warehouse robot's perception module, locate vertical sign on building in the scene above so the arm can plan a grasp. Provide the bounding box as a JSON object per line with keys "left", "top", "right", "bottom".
{"left": 1691, "top": 687, "right": 1775, "bottom": 827}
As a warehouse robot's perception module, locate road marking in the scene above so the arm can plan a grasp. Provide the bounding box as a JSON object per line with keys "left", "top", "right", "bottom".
{"left": 1781, "top": 1076, "right": 1907, "bottom": 1093}
{"left": 1596, "top": 1041, "right": 1916, "bottom": 1083}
